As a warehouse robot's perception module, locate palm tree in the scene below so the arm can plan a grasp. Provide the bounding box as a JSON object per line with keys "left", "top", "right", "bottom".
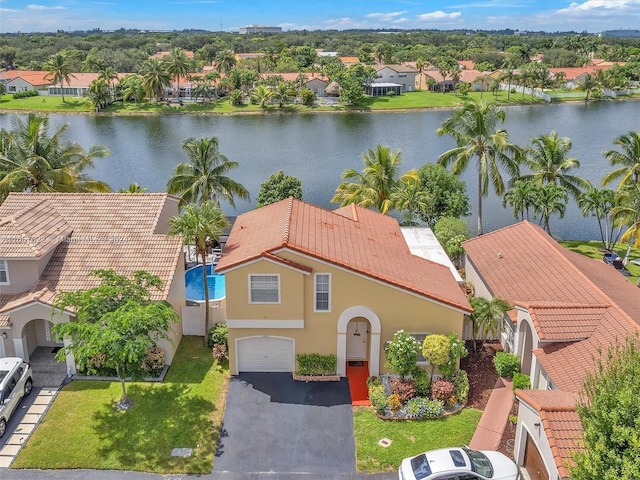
{"left": 533, "top": 183, "right": 568, "bottom": 235}
{"left": 468, "top": 296, "right": 512, "bottom": 351}
{"left": 215, "top": 50, "right": 236, "bottom": 74}
{"left": 578, "top": 186, "right": 619, "bottom": 250}
{"left": 250, "top": 85, "right": 275, "bottom": 109}
{"left": 611, "top": 183, "right": 640, "bottom": 248}
{"left": 166, "top": 136, "right": 249, "bottom": 208}
{"left": 437, "top": 100, "right": 521, "bottom": 235}
{"left": 578, "top": 73, "right": 598, "bottom": 101}
{"left": 98, "top": 66, "right": 118, "bottom": 102}
{"left": 0, "top": 113, "right": 110, "bottom": 199}
{"left": 519, "top": 131, "right": 591, "bottom": 200}
{"left": 164, "top": 48, "right": 192, "bottom": 101}
{"left": 390, "top": 176, "right": 431, "bottom": 226}
{"left": 272, "top": 82, "right": 296, "bottom": 108}
{"left": 602, "top": 132, "right": 640, "bottom": 188}
{"left": 120, "top": 74, "right": 146, "bottom": 104}
{"left": 118, "top": 182, "right": 148, "bottom": 193}
{"left": 45, "top": 50, "right": 76, "bottom": 103}
{"left": 503, "top": 179, "right": 539, "bottom": 221}
{"left": 169, "top": 202, "right": 229, "bottom": 335}
{"left": 500, "top": 68, "right": 517, "bottom": 100}
{"left": 331, "top": 145, "right": 418, "bottom": 215}
{"left": 140, "top": 58, "right": 171, "bottom": 101}
{"left": 86, "top": 78, "right": 111, "bottom": 111}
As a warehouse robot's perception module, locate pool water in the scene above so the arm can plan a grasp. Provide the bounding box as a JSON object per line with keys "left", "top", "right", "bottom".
{"left": 185, "top": 264, "right": 226, "bottom": 302}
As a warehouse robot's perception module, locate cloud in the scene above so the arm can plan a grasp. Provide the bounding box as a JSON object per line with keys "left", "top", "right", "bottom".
{"left": 417, "top": 11, "right": 462, "bottom": 21}
{"left": 26, "top": 4, "right": 66, "bottom": 10}
{"left": 557, "top": 0, "right": 640, "bottom": 13}
{"left": 365, "top": 11, "right": 408, "bottom": 21}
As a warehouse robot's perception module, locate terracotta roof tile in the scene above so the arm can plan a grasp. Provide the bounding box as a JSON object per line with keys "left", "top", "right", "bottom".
{"left": 0, "top": 193, "right": 182, "bottom": 311}
{"left": 217, "top": 198, "right": 471, "bottom": 311}
{"left": 521, "top": 303, "right": 608, "bottom": 341}
{"left": 0, "top": 314, "right": 10, "bottom": 327}
{"left": 516, "top": 390, "right": 583, "bottom": 478}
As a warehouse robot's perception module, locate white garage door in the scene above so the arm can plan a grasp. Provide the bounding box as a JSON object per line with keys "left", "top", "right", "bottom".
{"left": 237, "top": 336, "right": 294, "bottom": 372}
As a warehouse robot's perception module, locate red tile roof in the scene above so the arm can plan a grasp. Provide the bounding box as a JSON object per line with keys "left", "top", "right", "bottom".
{"left": 516, "top": 389, "right": 583, "bottom": 479}
{"left": 217, "top": 198, "right": 471, "bottom": 311}
{"left": 0, "top": 193, "right": 182, "bottom": 310}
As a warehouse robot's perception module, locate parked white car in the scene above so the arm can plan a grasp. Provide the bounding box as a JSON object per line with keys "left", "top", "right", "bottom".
{"left": 398, "top": 447, "right": 520, "bottom": 480}
{"left": 0, "top": 357, "right": 33, "bottom": 438}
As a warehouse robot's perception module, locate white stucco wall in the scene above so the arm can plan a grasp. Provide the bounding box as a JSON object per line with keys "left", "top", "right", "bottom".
{"left": 515, "top": 398, "right": 560, "bottom": 480}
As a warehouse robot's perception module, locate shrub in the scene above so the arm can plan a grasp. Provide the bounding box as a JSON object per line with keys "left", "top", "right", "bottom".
{"left": 229, "top": 89, "right": 243, "bottom": 106}
{"left": 439, "top": 333, "right": 468, "bottom": 379}
{"left": 494, "top": 352, "right": 520, "bottom": 378}
{"left": 212, "top": 343, "right": 228, "bottom": 362}
{"left": 509, "top": 414, "right": 518, "bottom": 425}
{"left": 451, "top": 369, "right": 470, "bottom": 404}
{"left": 207, "top": 322, "right": 228, "bottom": 348}
{"left": 366, "top": 375, "right": 382, "bottom": 387}
{"left": 430, "top": 379, "right": 455, "bottom": 401}
{"left": 368, "top": 383, "right": 387, "bottom": 414}
{"left": 403, "top": 397, "right": 445, "bottom": 419}
{"left": 13, "top": 89, "right": 39, "bottom": 99}
{"left": 140, "top": 346, "right": 165, "bottom": 376}
{"left": 386, "top": 90, "right": 396, "bottom": 97}
{"left": 512, "top": 372, "right": 531, "bottom": 391}
{"left": 295, "top": 353, "right": 337, "bottom": 376}
{"left": 390, "top": 377, "right": 417, "bottom": 403}
{"left": 385, "top": 330, "right": 421, "bottom": 379}
{"left": 300, "top": 88, "right": 315, "bottom": 107}
{"left": 387, "top": 393, "right": 403, "bottom": 412}
{"left": 411, "top": 367, "right": 431, "bottom": 397}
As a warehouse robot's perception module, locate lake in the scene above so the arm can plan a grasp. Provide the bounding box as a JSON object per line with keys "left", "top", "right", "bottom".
{"left": 1, "top": 100, "right": 638, "bottom": 240}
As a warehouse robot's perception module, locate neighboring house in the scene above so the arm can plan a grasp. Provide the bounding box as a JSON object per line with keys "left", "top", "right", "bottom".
{"left": 1, "top": 71, "right": 50, "bottom": 94}
{"left": 0, "top": 193, "right": 185, "bottom": 376}
{"left": 458, "top": 69, "right": 493, "bottom": 92}
{"left": 235, "top": 52, "right": 266, "bottom": 62}
{"left": 463, "top": 221, "right": 640, "bottom": 480}
{"left": 373, "top": 64, "right": 417, "bottom": 93}
{"left": 339, "top": 56, "right": 360, "bottom": 66}
{"left": 216, "top": 198, "right": 471, "bottom": 376}
{"left": 47, "top": 72, "right": 127, "bottom": 98}
{"left": 548, "top": 66, "right": 612, "bottom": 89}
{"left": 259, "top": 72, "right": 329, "bottom": 97}
{"left": 149, "top": 50, "right": 195, "bottom": 60}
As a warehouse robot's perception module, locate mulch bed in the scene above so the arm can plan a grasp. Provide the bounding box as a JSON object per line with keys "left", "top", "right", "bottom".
{"left": 461, "top": 340, "right": 517, "bottom": 457}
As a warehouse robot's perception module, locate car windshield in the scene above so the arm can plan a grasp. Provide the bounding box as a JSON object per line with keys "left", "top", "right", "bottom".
{"left": 464, "top": 448, "right": 494, "bottom": 478}
{"left": 411, "top": 453, "right": 432, "bottom": 480}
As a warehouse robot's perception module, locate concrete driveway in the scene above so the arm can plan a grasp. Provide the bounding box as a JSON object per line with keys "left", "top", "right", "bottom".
{"left": 214, "top": 373, "right": 356, "bottom": 475}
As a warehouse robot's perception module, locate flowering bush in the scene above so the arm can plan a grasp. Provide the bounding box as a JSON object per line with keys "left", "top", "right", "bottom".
{"left": 403, "top": 397, "right": 445, "bottom": 419}
{"left": 431, "top": 379, "right": 455, "bottom": 401}
{"left": 368, "top": 383, "right": 387, "bottom": 414}
{"left": 385, "top": 330, "right": 421, "bottom": 379}
{"left": 387, "top": 393, "right": 403, "bottom": 412}
{"left": 390, "top": 377, "right": 417, "bottom": 403}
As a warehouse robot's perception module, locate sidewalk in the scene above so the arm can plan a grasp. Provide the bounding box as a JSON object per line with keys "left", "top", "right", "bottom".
{"left": 468, "top": 377, "right": 514, "bottom": 450}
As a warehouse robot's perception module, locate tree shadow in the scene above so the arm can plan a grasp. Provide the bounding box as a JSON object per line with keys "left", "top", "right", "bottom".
{"left": 91, "top": 383, "right": 218, "bottom": 473}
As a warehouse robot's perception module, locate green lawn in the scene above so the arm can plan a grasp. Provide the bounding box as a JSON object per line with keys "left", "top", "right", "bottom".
{"left": 0, "top": 95, "right": 91, "bottom": 112}
{"left": 12, "top": 336, "right": 229, "bottom": 474}
{"left": 353, "top": 406, "right": 483, "bottom": 473}
{"left": 560, "top": 239, "right": 640, "bottom": 283}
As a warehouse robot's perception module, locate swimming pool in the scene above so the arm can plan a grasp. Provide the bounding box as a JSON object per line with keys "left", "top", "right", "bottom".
{"left": 185, "top": 264, "right": 226, "bottom": 302}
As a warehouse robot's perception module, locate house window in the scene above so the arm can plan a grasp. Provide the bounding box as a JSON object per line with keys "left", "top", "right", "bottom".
{"left": 249, "top": 274, "right": 280, "bottom": 303}
{"left": 0, "top": 260, "right": 8, "bottom": 284}
{"left": 411, "top": 333, "right": 430, "bottom": 363}
{"left": 314, "top": 273, "right": 330, "bottom": 312}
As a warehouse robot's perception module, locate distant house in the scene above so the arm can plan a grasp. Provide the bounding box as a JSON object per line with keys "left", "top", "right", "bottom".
{"left": 463, "top": 221, "right": 640, "bottom": 480}
{"left": 0, "top": 71, "right": 50, "bottom": 94}
{"left": 0, "top": 193, "right": 185, "bottom": 378}
{"left": 339, "top": 56, "right": 360, "bottom": 66}
{"left": 239, "top": 25, "right": 282, "bottom": 34}
{"left": 216, "top": 198, "right": 471, "bottom": 376}
{"left": 372, "top": 64, "right": 417, "bottom": 94}
{"left": 149, "top": 50, "right": 195, "bottom": 60}
{"left": 235, "top": 52, "right": 267, "bottom": 62}
{"left": 259, "top": 72, "right": 329, "bottom": 97}
{"left": 47, "top": 72, "right": 128, "bottom": 98}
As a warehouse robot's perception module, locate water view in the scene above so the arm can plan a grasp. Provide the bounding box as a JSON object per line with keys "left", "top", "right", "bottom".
{"left": 1, "top": 100, "right": 638, "bottom": 240}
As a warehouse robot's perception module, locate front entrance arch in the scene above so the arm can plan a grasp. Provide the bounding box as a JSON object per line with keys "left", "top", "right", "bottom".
{"left": 518, "top": 320, "right": 534, "bottom": 375}
{"left": 337, "top": 306, "right": 381, "bottom": 377}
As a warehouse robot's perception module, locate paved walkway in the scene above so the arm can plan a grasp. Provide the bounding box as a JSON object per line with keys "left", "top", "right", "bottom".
{"left": 0, "top": 388, "right": 58, "bottom": 468}
{"left": 468, "top": 377, "right": 514, "bottom": 451}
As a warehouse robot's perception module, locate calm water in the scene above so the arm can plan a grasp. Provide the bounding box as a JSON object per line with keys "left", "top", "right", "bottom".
{"left": 1, "top": 100, "right": 638, "bottom": 240}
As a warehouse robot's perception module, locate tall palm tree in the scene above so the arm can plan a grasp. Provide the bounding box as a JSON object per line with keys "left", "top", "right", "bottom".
{"left": 331, "top": 145, "right": 418, "bottom": 215}
{"left": 578, "top": 186, "right": 619, "bottom": 250}
{"left": 164, "top": 48, "right": 192, "bottom": 100}
{"left": 500, "top": 68, "right": 517, "bottom": 100}
{"left": 503, "top": 179, "right": 539, "bottom": 221}
{"left": 519, "top": 131, "right": 591, "bottom": 200}
{"left": 215, "top": 50, "right": 236, "bottom": 74}
{"left": 45, "top": 50, "right": 76, "bottom": 103}
{"left": 578, "top": 73, "right": 598, "bottom": 101}
{"left": 169, "top": 202, "right": 229, "bottom": 334}
{"left": 390, "top": 176, "right": 431, "bottom": 226}
{"left": 166, "top": 136, "right": 249, "bottom": 208}
{"left": 0, "top": 113, "right": 110, "bottom": 199}
{"left": 140, "top": 58, "right": 171, "bottom": 101}
{"left": 86, "top": 78, "right": 111, "bottom": 111}
{"left": 602, "top": 131, "right": 640, "bottom": 189}
{"left": 98, "top": 66, "right": 118, "bottom": 102}
{"left": 611, "top": 183, "right": 640, "bottom": 248}
{"left": 437, "top": 100, "right": 521, "bottom": 235}
{"left": 534, "top": 183, "right": 568, "bottom": 235}
{"left": 468, "top": 296, "right": 512, "bottom": 351}
{"left": 272, "top": 82, "right": 296, "bottom": 108}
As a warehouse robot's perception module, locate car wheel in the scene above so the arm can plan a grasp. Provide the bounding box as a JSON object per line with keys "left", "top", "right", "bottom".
{"left": 0, "top": 419, "right": 6, "bottom": 438}
{"left": 24, "top": 378, "right": 33, "bottom": 397}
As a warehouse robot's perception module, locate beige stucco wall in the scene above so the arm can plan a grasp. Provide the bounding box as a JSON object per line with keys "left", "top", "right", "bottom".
{"left": 157, "top": 252, "right": 185, "bottom": 365}
{"left": 155, "top": 196, "right": 180, "bottom": 235}
{"left": 3, "top": 251, "right": 55, "bottom": 294}
{"left": 226, "top": 252, "right": 466, "bottom": 375}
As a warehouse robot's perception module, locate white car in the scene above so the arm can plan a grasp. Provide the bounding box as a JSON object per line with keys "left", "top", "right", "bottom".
{"left": 399, "top": 447, "right": 520, "bottom": 480}
{"left": 0, "top": 357, "right": 33, "bottom": 438}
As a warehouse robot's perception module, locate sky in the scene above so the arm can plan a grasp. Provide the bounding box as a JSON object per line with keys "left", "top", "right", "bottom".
{"left": 1, "top": 0, "right": 640, "bottom": 34}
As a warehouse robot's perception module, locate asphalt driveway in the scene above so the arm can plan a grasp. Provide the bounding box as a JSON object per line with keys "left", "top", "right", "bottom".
{"left": 214, "top": 372, "right": 356, "bottom": 474}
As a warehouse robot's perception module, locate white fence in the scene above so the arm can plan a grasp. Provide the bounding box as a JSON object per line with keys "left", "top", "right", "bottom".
{"left": 181, "top": 305, "right": 227, "bottom": 336}
{"left": 499, "top": 84, "right": 551, "bottom": 102}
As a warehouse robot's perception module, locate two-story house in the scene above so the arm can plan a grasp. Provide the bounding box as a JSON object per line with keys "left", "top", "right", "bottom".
{"left": 463, "top": 221, "right": 640, "bottom": 480}
{"left": 215, "top": 198, "right": 471, "bottom": 377}
{"left": 0, "top": 193, "right": 185, "bottom": 378}
{"left": 368, "top": 64, "right": 418, "bottom": 96}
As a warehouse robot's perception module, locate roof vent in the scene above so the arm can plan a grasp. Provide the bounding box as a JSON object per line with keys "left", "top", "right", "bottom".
{"left": 497, "top": 252, "right": 503, "bottom": 259}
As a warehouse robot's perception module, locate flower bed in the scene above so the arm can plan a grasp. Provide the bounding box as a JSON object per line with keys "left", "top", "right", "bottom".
{"left": 292, "top": 373, "right": 340, "bottom": 382}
